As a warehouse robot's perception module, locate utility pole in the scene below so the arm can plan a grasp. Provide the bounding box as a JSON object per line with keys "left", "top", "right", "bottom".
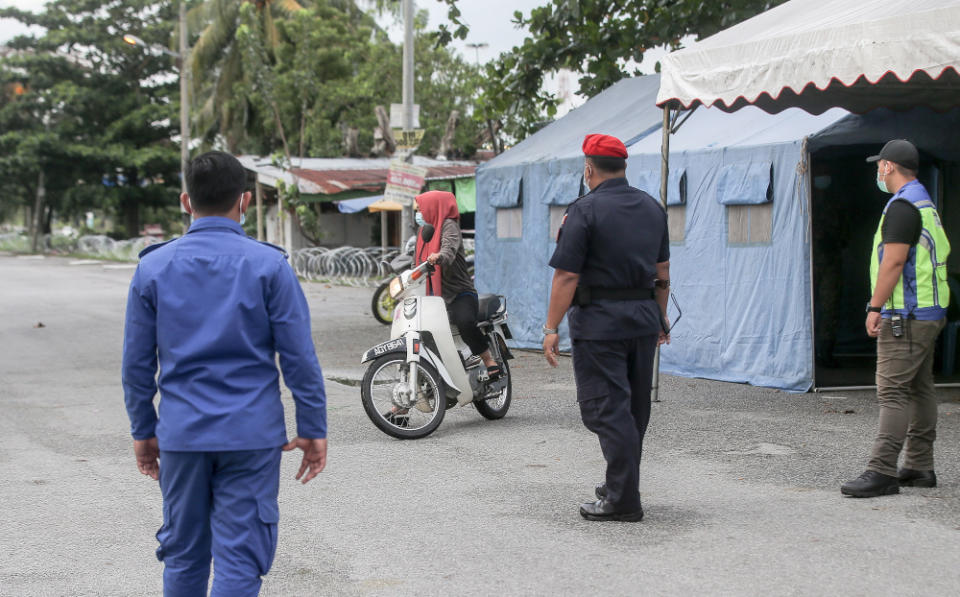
{"left": 178, "top": 0, "right": 190, "bottom": 233}
{"left": 399, "top": 0, "right": 415, "bottom": 241}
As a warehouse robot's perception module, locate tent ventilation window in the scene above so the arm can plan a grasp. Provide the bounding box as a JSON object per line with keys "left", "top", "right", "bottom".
{"left": 549, "top": 206, "right": 567, "bottom": 241}
{"left": 717, "top": 162, "right": 773, "bottom": 245}
{"left": 727, "top": 203, "right": 772, "bottom": 245}
{"left": 496, "top": 208, "right": 523, "bottom": 239}
{"left": 494, "top": 176, "right": 523, "bottom": 239}
{"left": 667, "top": 205, "right": 686, "bottom": 243}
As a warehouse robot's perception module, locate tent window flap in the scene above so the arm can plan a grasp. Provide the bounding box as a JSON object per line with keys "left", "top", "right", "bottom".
{"left": 541, "top": 172, "right": 585, "bottom": 206}
{"left": 631, "top": 168, "right": 686, "bottom": 205}
{"left": 717, "top": 162, "right": 772, "bottom": 205}
{"left": 487, "top": 176, "right": 523, "bottom": 208}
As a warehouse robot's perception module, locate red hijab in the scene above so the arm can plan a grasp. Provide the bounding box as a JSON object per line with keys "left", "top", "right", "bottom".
{"left": 415, "top": 190, "right": 459, "bottom": 297}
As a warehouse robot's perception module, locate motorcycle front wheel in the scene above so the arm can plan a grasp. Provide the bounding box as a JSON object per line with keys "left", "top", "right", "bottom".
{"left": 371, "top": 280, "right": 396, "bottom": 325}
{"left": 361, "top": 355, "right": 446, "bottom": 439}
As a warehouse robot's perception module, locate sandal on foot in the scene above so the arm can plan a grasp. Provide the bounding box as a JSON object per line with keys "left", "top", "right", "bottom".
{"left": 486, "top": 364, "right": 502, "bottom": 381}
{"left": 383, "top": 410, "right": 409, "bottom": 427}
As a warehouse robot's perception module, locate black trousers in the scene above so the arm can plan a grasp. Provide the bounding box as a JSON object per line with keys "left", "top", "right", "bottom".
{"left": 448, "top": 293, "right": 489, "bottom": 355}
{"left": 572, "top": 335, "right": 657, "bottom": 512}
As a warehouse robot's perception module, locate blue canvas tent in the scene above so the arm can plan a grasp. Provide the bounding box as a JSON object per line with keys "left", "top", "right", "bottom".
{"left": 476, "top": 73, "right": 960, "bottom": 391}
{"left": 474, "top": 75, "right": 664, "bottom": 348}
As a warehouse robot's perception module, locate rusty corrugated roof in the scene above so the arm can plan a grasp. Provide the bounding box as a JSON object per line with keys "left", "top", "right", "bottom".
{"left": 289, "top": 164, "right": 476, "bottom": 195}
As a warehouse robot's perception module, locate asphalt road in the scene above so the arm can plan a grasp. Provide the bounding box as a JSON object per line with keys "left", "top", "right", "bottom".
{"left": 1, "top": 254, "right": 959, "bottom": 597}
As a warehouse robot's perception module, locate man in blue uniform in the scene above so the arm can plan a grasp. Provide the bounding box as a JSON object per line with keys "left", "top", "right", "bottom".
{"left": 122, "top": 151, "right": 328, "bottom": 595}
{"left": 543, "top": 134, "right": 670, "bottom": 522}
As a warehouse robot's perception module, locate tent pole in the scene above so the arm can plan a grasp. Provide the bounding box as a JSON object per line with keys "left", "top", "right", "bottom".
{"left": 381, "top": 211, "right": 388, "bottom": 253}
{"left": 255, "top": 181, "right": 264, "bottom": 241}
{"left": 653, "top": 106, "right": 671, "bottom": 403}
{"left": 802, "top": 139, "right": 817, "bottom": 390}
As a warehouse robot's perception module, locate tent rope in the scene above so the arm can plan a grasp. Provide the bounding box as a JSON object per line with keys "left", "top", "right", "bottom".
{"left": 797, "top": 136, "right": 811, "bottom": 244}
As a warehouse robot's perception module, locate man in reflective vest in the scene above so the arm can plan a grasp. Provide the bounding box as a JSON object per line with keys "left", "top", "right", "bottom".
{"left": 841, "top": 139, "right": 950, "bottom": 498}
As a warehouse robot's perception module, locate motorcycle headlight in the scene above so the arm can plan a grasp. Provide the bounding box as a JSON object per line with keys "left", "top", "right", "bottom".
{"left": 389, "top": 276, "right": 404, "bottom": 299}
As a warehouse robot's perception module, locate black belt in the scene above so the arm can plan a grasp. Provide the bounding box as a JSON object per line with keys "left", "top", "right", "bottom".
{"left": 573, "top": 286, "right": 654, "bottom": 306}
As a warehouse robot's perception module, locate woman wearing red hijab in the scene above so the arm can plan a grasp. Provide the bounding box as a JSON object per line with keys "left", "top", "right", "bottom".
{"left": 415, "top": 190, "right": 500, "bottom": 378}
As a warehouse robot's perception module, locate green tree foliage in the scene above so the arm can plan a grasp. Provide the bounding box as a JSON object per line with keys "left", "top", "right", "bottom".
{"left": 199, "top": 0, "right": 481, "bottom": 159}
{"left": 459, "top": 0, "right": 788, "bottom": 142}
{"left": 0, "top": 0, "right": 182, "bottom": 238}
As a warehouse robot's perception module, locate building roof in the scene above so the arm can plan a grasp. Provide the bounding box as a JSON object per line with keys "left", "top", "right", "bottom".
{"left": 237, "top": 155, "right": 476, "bottom": 195}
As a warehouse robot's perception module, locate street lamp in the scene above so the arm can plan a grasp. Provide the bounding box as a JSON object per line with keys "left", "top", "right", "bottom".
{"left": 465, "top": 42, "right": 488, "bottom": 67}
{"left": 122, "top": 2, "right": 190, "bottom": 231}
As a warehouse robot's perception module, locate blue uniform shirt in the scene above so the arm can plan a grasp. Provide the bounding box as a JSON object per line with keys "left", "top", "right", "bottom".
{"left": 549, "top": 177, "right": 669, "bottom": 341}
{"left": 122, "top": 217, "right": 327, "bottom": 451}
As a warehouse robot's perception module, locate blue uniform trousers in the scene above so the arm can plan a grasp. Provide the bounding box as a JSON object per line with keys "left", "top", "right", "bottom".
{"left": 157, "top": 448, "right": 281, "bottom": 597}
{"left": 572, "top": 336, "right": 657, "bottom": 512}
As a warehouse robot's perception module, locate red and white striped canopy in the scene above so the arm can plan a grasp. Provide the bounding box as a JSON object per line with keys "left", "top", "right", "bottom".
{"left": 657, "top": 0, "right": 960, "bottom": 114}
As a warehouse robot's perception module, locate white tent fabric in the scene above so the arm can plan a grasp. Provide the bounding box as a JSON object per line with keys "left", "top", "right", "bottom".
{"left": 657, "top": 0, "right": 960, "bottom": 114}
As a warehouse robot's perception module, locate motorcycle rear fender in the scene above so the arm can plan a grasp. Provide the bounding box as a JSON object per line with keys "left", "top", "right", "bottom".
{"left": 488, "top": 327, "right": 515, "bottom": 360}
{"left": 360, "top": 336, "right": 462, "bottom": 395}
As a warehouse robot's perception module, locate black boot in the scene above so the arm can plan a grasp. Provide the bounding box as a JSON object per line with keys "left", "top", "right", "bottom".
{"left": 840, "top": 470, "right": 899, "bottom": 498}
{"left": 898, "top": 468, "right": 937, "bottom": 487}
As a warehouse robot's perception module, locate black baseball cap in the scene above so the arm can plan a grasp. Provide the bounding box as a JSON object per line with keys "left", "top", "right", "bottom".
{"left": 866, "top": 139, "right": 919, "bottom": 171}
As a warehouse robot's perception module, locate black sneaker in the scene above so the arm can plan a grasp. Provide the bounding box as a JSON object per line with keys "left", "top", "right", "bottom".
{"left": 840, "top": 470, "right": 899, "bottom": 498}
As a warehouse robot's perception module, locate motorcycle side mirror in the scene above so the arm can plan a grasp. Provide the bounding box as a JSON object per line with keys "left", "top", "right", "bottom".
{"left": 420, "top": 223, "right": 435, "bottom": 243}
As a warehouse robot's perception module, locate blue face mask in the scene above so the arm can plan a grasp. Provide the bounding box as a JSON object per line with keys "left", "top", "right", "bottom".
{"left": 415, "top": 212, "right": 426, "bottom": 227}
{"left": 238, "top": 196, "right": 246, "bottom": 226}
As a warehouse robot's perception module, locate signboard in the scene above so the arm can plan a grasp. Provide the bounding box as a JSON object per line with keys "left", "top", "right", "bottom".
{"left": 390, "top": 103, "right": 420, "bottom": 129}
{"left": 383, "top": 160, "right": 427, "bottom": 204}
{"left": 393, "top": 129, "right": 426, "bottom": 150}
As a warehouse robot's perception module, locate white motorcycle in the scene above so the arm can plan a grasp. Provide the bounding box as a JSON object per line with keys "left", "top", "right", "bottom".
{"left": 359, "top": 225, "right": 513, "bottom": 439}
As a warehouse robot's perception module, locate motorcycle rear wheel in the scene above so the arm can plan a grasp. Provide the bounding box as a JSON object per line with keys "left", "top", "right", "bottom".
{"left": 475, "top": 337, "right": 512, "bottom": 420}
{"left": 371, "top": 280, "right": 396, "bottom": 325}
{"left": 361, "top": 355, "right": 446, "bottom": 439}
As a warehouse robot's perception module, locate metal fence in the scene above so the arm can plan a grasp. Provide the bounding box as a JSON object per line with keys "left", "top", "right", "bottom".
{"left": 1, "top": 232, "right": 473, "bottom": 288}
{"left": 0, "top": 233, "right": 160, "bottom": 261}
{"left": 291, "top": 246, "right": 400, "bottom": 287}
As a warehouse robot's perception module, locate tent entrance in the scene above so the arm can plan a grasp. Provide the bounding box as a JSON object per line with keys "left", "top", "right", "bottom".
{"left": 811, "top": 145, "right": 960, "bottom": 388}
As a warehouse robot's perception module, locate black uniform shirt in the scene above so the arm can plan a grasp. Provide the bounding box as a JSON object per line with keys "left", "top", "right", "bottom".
{"left": 549, "top": 177, "right": 669, "bottom": 340}
{"left": 881, "top": 198, "right": 922, "bottom": 246}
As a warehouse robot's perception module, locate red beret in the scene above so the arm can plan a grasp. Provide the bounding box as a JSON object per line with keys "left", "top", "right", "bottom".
{"left": 582, "top": 134, "right": 627, "bottom": 158}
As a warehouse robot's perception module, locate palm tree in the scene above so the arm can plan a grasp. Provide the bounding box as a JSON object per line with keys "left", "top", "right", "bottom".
{"left": 187, "top": 0, "right": 310, "bottom": 151}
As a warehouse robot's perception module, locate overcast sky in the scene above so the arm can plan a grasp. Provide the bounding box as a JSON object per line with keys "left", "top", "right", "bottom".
{"left": 0, "top": 0, "right": 545, "bottom": 52}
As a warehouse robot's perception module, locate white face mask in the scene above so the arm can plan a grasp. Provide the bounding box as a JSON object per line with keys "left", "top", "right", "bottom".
{"left": 238, "top": 195, "right": 246, "bottom": 226}
{"left": 415, "top": 212, "right": 426, "bottom": 227}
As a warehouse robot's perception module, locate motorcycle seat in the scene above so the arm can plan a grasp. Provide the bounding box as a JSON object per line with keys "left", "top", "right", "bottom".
{"left": 477, "top": 294, "right": 502, "bottom": 321}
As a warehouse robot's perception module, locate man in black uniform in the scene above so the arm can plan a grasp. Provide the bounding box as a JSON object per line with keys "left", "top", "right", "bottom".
{"left": 543, "top": 134, "right": 670, "bottom": 522}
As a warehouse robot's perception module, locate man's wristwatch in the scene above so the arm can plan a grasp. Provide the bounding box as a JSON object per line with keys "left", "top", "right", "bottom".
{"left": 542, "top": 324, "right": 558, "bottom": 335}
{"left": 865, "top": 302, "right": 882, "bottom": 313}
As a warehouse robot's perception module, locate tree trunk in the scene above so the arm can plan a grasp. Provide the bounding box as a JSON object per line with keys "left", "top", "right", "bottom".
{"left": 437, "top": 110, "right": 460, "bottom": 159}
{"left": 344, "top": 126, "right": 360, "bottom": 157}
{"left": 299, "top": 100, "right": 307, "bottom": 160}
{"left": 270, "top": 101, "right": 293, "bottom": 164}
{"left": 124, "top": 197, "right": 140, "bottom": 239}
{"left": 30, "top": 169, "right": 45, "bottom": 253}
{"left": 373, "top": 105, "right": 397, "bottom": 156}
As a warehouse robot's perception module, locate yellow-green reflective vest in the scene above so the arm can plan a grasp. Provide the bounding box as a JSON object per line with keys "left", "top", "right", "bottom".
{"left": 870, "top": 180, "right": 950, "bottom": 320}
